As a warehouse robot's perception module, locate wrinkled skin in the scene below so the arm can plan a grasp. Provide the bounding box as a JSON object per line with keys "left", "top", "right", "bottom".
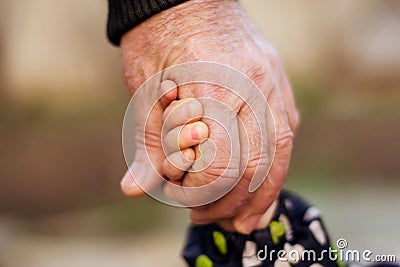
{"left": 119, "top": 0, "right": 299, "bottom": 234}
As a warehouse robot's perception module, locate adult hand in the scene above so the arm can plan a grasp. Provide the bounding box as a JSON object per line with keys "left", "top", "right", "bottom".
{"left": 120, "top": 0, "right": 299, "bottom": 234}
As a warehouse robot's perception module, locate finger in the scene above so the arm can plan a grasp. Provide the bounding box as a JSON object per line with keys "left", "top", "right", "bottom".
{"left": 162, "top": 92, "right": 241, "bottom": 207}
{"left": 159, "top": 80, "right": 178, "bottom": 109}
{"left": 231, "top": 138, "right": 291, "bottom": 234}
{"left": 162, "top": 98, "right": 203, "bottom": 133}
{"left": 280, "top": 73, "right": 300, "bottom": 133}
{"left": 120, "top": 150, "right": 162, "bottom": 197}
{"left": 273, "top": 54, "right": 300, "bottom": 133}
{"left": 232, "top": 85, "right": 293, "bottom": 234}
{"left": 188, "top": 65, "right": 290, "bottom": 233}
{"left": 228, "top": 63, "right": 293, "bottom": 233}
{"left": 121, "top": 93, "right": 167, "bottom": 197}
{"left": 190, "top": 91, "right": 291, "bottom": 233}
{"left": 210, "top": 199, "right": 278, "bottom": 232}
{"left": 188, "top": 105, "right": 264, "bottom": 225}
{"left": 162, "top": 148, "right": 195, "bottom": 181}
{"left": 163, "top": 121, "right": 208, "bottom": 155}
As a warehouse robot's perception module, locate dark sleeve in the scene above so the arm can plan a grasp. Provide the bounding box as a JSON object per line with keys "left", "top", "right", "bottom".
{"left": 107, "top": 0, "right": 189, "bottom": 46}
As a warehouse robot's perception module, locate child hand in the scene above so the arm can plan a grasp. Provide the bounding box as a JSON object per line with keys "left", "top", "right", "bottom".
{"left": 161, "top": 98, "right": 209, "bottom": 182}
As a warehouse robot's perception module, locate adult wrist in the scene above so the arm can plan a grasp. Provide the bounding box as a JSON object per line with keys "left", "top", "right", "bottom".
{"left": 107, "top": 0, "right": 190, "bottom": 46}
{"left": 119, "top": 0, "right": 242, "bottom": 60}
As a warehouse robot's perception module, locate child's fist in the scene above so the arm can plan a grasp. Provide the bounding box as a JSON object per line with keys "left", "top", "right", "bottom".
{"left": 161, "top": 98, "right": 209, "bottom": 181}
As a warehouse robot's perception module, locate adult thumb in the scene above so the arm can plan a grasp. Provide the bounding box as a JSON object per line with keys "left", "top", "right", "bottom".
{"left": 120, "top": 78, "right": 180, "bottom": 197}
{"left": 120, "top": 148, "right": 165, "bottom": 197}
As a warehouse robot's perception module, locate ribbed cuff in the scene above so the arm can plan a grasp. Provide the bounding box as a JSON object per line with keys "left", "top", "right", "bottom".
{"left": 107, "top": 0, "right": 190, "bottom": 46}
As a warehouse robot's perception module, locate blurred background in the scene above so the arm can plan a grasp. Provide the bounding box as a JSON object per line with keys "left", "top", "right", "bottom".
{"left": 0, "top": 0, "right": 399, "bottom": 266}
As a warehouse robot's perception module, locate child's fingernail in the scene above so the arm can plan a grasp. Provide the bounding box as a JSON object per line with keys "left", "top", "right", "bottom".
{"left": 191, "top": 126, "right": 200, "bottom": 140}
{"left": 191, "top": 123, "right": 208, "bottom": 141}
{"left": 236, "top": 214, "right": 263, "bottom": 234}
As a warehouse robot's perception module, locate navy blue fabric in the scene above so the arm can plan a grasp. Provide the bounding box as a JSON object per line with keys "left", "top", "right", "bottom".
{"left": 182, "top": 190, "right": 399, "bottom": 267}
{"left": 107, "top": 0, "right": 189, "bottom": 45}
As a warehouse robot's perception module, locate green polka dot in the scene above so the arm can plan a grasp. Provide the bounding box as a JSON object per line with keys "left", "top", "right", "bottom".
{"left": 195, "top": 255, "right": 213, "bottom": 267}
{"left": 212, "top": 231, "right": 228, "bottom": 255}
{"left": 331, "top": 243, "right": 346, "bottom": 267}
{"left": 269, "top": 221, "right": 285, "bottom": 244}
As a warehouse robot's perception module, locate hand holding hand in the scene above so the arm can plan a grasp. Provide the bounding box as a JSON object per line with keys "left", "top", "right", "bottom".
{"left": 120, "top": 0, "right": 299, "bottom": 234}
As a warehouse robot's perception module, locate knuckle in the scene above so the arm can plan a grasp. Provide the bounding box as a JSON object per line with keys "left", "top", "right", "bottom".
{"left": 292, "top": 110, "right": 301, "bottom": 131}
{"left": 267, "top": 45, "right": 280, "bottom": 63}
{"left": 246, "top": 62, "right": 268, "bottom": 85}
{"left": 276, "top": 129, "right": 294, "bottom": 151}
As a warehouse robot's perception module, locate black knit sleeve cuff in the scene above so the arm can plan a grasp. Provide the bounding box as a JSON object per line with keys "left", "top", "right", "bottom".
{"left": 107, "top": 0, "right": 190, "bottom": 46}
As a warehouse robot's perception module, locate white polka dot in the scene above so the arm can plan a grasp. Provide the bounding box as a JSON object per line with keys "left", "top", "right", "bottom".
{"left": 283, "top": 242, "right": 291, "bottom": 249}
{"left": 303, "top": 207, "right": 321, "bottom": 222}
{"left": 242, "top": 241, "right": 262, "bottom": 267}
{"left": 283, "top": 243, "right": 304, "bottom": 264}
{"left": 274, "top": 259, "right": 291, "bottom": 267}
{"left": 242, "top": 241, "right": 257, "bottom": 257}
{"left": 309, "top": 220, "right": 327, "bottom": 245}
{"left": 293, "top": 244, "right": 305, "bottom": 254}
{"left": 310, "top": 263, "right": 324, "bottom": 267}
